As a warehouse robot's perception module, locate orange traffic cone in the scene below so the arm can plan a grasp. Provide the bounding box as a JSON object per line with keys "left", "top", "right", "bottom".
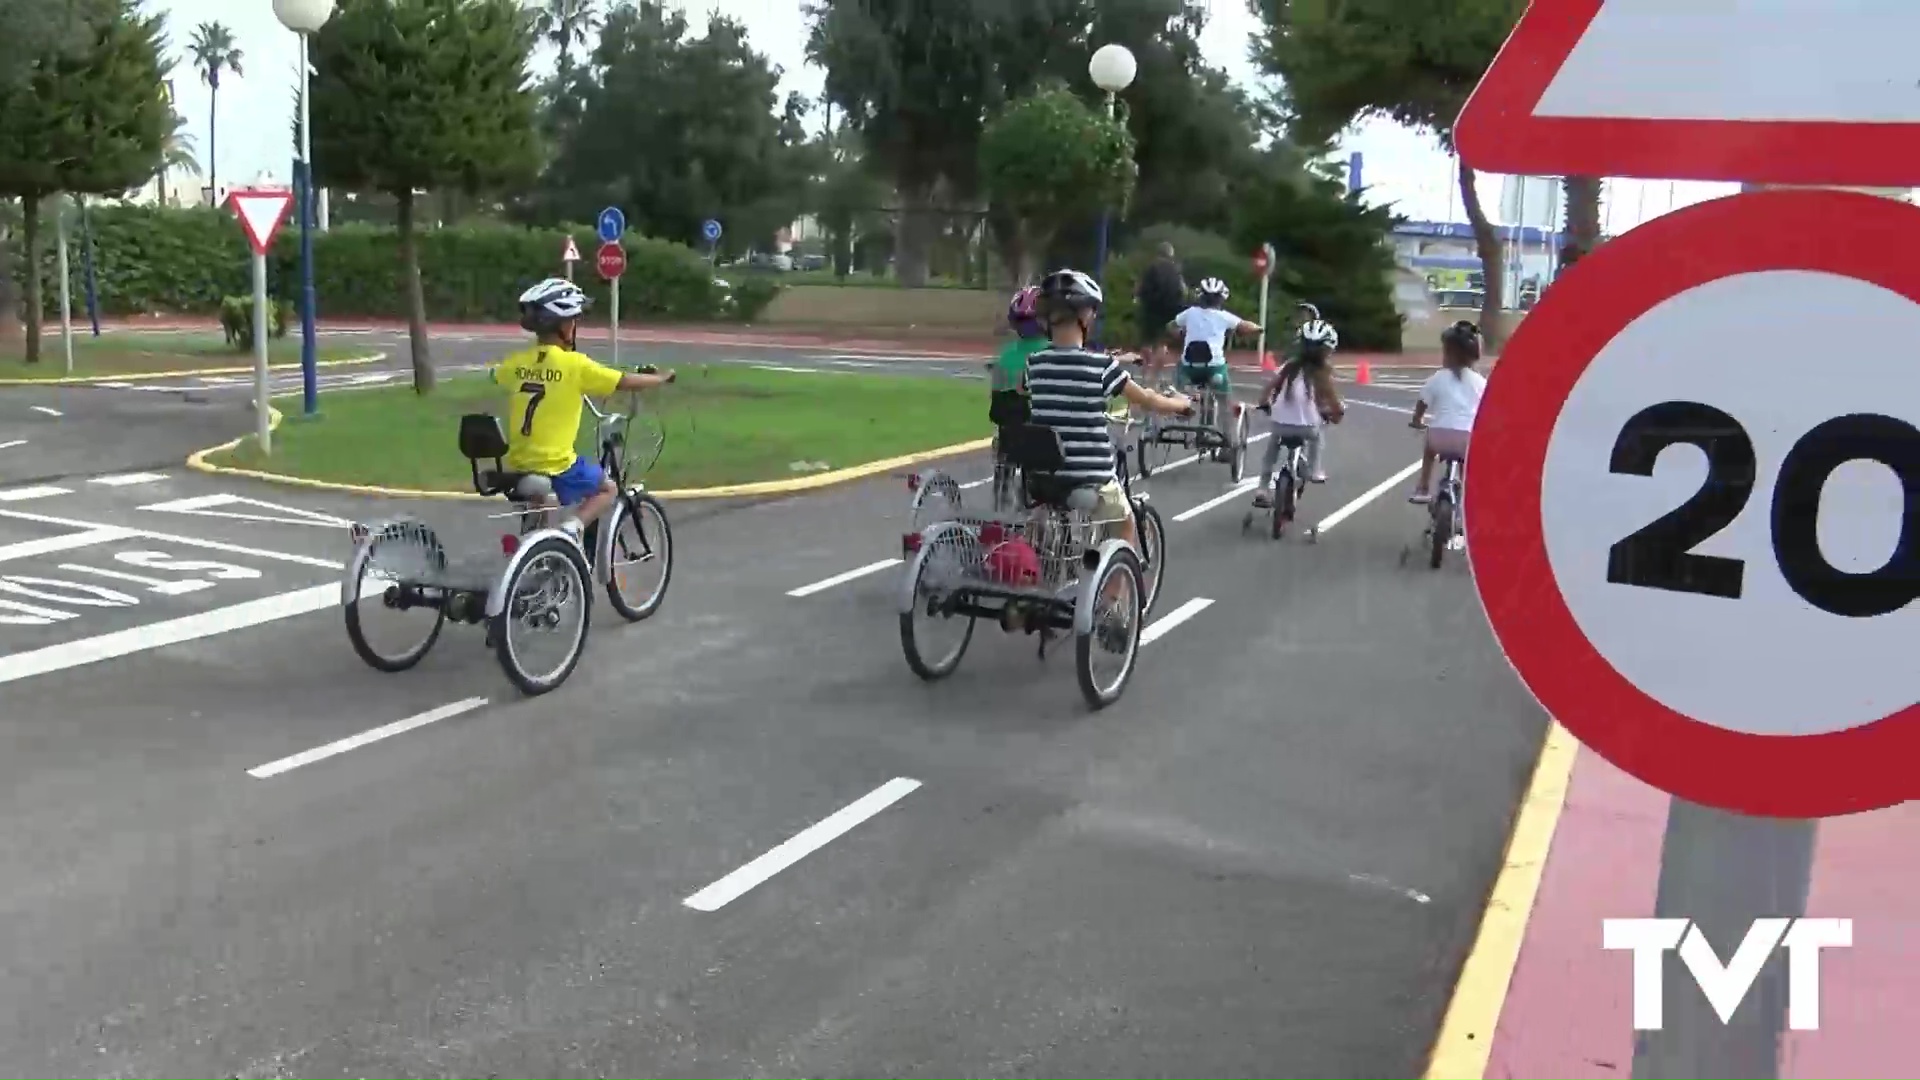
{"left": 1260, "top": 351, "right": 1277, "bottom": 373}
{"left": 1355, "top": 358, "right": 1372, "bottom": 385}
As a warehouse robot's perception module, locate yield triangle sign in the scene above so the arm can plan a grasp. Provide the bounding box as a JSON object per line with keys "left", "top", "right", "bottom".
{"left": 1455, "top": 0, "right": 1920, "bottom": 187}
{"left": 229, "top": 189, "right": 294, "bottom": 255}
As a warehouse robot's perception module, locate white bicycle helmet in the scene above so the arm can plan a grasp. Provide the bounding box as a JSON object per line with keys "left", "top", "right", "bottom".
{"left": 1197, "top": 277, "right": 1229, "bottom": 302}
{"left": 1037, "top": 268, "right": 1103, "bottom": 312}
{"left": 1297, "top": 319, "right": 1339, "bottom": 351}
{"left": 518, "top": 277, "right": 590, "bottom": 331}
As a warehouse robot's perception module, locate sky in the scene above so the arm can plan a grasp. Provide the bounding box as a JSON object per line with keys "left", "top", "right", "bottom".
{"left": 156, "top": 0, "right": 1737, "bottom": 232}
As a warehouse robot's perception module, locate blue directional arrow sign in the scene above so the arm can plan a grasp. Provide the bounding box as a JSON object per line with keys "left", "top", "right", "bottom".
{"left": 597, "top": 206, "right": 626, "bottom": 244}
{"left": 701, "top": 219, "right": 723, "bottom": 243}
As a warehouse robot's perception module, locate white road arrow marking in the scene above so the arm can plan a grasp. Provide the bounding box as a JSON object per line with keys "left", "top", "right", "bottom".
{"left": 138, "top": 493, "right": 351, "bottom": 528}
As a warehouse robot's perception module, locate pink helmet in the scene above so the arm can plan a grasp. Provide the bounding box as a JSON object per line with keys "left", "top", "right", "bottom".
{"left": 1007, "top": 286, "right": 1042, "bottom": 334}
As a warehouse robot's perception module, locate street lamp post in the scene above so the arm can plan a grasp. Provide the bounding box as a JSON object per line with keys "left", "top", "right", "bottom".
{"left": 274, "top": 0, "right": 335, "bottom": 419}
{"left": 1087, "top": 43, "right": 1136, "bottom": 345}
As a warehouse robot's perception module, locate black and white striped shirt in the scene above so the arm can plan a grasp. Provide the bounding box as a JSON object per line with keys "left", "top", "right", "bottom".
{"left": 1025, "top": 347, "right": 1131, "bottom": 483}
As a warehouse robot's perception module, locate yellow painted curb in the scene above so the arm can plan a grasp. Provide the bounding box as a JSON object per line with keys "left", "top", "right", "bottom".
{"left": 1421, "top": 721, "right": 1580, "bottom": 1080}
{"left": 0, "top": 353, "right": 379, "bottom": 386}
{"left": 188, "top": 412, "right": 995, "bottom": 501}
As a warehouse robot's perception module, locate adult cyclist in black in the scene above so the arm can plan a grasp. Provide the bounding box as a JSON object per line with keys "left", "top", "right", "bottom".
{"left": 1133, "top": 242, "right": 1186, "bottom": 389}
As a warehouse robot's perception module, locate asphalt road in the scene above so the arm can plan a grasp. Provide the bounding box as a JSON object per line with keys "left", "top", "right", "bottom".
{"left": 0, "top": 337, "right": 1546, "bottom": 1078}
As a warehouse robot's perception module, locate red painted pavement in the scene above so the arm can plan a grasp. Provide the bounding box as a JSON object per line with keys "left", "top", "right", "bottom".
{"left": 1485, "top": 746, "right": 1919, "bottom": 1078}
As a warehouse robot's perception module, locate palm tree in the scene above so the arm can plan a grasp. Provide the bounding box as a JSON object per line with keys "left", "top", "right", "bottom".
{"left": 531, "top": 0, "right": 600, "bottom": 80}
{"left": 187, "top": 22, "right": 242, "bottom": 203}
{"left": 532, "top": 0, "right": 600, "bottom": 134}
{"left": 155, "top": 111, "right": 199, "bottom": 207}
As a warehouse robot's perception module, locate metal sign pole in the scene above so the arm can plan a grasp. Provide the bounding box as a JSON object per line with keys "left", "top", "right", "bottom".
{"left": 80, "top": 198, "right": 101, "bottom": 337}
{"left": 252, "top": 251, "right": 272, "bottom": 454}
{"left": 611, "top": 276, "right": 621, "bottom": 367}
{"left": 1631, "top": 806, "right": 1817, "bottom": 1080}
{"left": 55, "top": 202, "right": 74, "bottom": 375}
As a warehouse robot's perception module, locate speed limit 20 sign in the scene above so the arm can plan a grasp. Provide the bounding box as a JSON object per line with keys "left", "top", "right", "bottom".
{"left": 1468, "top": 189, "right": 1919, "bottom": 818}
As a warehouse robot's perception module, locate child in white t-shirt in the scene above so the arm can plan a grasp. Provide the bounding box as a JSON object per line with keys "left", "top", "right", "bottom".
{"left": 1408, "top": 321, "right": 1487, "bottom": 503}
{"left": 1168, "top": 278, "right": 1260, "bottom": 394}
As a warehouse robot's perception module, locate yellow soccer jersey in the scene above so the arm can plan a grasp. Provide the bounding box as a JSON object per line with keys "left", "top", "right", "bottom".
{"left": 492, "top": 346, "right": 623, "bottom": 474}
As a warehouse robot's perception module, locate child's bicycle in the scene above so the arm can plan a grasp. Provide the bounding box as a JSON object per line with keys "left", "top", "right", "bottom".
{"left": 1400, "top": 422, "right": 1464, "bottom": 570}
{"left": 1241, "top": 406, "right": 1320, "bottom": 542}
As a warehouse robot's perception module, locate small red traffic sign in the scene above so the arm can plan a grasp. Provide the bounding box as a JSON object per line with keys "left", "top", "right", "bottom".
{"left": 228, "top": 189, "right": 294, "bottom": 255}
{"left": 1467, "top": 189, "right": 1920, "bottom": 818}
{"left": 561, "top": 235, "right": 581, "bottom": 264}
{"left": 1456, "top": 0, "right": 1920, "bottom": 185}
{"left": 1252, "top": 244, "right": 1271, "bottom": 276}
{"left": 596, "top": 241, "right": 626, "bottom": 281}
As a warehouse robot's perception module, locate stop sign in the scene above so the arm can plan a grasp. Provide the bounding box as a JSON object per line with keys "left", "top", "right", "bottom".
{"left": 596, "top": 241, "right": 626, "bottom": 280}
{"left": 1252, "top": 243, "right": 1274, "bottom": 276}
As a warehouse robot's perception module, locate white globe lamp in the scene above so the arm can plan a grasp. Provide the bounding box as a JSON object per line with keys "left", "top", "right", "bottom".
{"left": 273, "top": 0, "right": 334, "bottom": 34}
{"left": 1089, "top": 44, "right": 1137, "bottom": 95}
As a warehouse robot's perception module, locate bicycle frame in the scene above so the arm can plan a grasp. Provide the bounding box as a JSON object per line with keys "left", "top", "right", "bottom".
{"left": 583, "top": 392, "right": 661, "bottom": 577}
{"left": 508, "top": 391, "right": 659, "bottom": 585}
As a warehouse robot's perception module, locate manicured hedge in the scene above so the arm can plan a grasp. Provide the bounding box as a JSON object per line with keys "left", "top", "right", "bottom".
{"left": 12, "top": 204, "right": 779, "bottom": 323}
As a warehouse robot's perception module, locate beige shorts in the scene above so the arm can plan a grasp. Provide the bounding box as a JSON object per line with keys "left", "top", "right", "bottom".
{"left": 1091, "top": 480, "right": 1131, "bottom": 528}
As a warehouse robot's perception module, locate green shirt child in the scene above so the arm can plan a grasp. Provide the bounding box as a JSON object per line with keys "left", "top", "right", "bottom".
{"left": 992, "top": 335, "right": 1049, "bottom": 393}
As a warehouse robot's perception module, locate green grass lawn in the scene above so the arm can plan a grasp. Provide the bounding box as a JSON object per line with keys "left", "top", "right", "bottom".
{"left": 212, "top": 364, "right": 991, "bottom": 492}
{"left": 0, "top": 332, "right": 366, "bottom": 380}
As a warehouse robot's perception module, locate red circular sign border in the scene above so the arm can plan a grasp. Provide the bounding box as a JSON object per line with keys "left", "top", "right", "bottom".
{"left": 1466, "top": 188, "right": 1920, "bottom": 818}
{"left": 597, "top": 241, "right": 627, "bottom": 280}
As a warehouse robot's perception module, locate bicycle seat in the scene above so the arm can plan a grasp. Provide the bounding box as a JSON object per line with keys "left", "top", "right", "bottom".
{"left": 1278, "top": 435, "right": 1308, "bottom": 449}
{"left": 1023, "top": 474, "right": 1102, "bottom": 513}
{"left": 459, "top": 413, "right": 553, "bottom": 501}
{"left": 477, "top": 470, "right": 554, "bottom": 502}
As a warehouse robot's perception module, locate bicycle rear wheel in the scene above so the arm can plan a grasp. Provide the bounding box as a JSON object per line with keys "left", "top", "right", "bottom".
{"left": 1075, "top": 550, "right": 1143, "bottom": 710}
{"left": 1274, "top": 469, "right": 1294, "bottom": 539}
{"left": 493, "top": 536, "right": 592, "bottom": 695}
{"left": 1227, "top": 406, "right": 1249, "bottom": 482}
{"left": 899, "top": 534, "right": 974, "bottom": 680}
{"left": 345, "top": 525, "right": 447, "bottom": 672}
{"left": 1429, "top": 494, "right": 1454, "bottom": 570}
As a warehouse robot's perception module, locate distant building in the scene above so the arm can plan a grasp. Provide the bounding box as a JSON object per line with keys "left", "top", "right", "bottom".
{"left": 1391, "top": 219, "right": 1564, "bottom": 309}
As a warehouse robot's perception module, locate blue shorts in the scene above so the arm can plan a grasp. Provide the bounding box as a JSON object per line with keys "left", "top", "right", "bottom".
{"left": 551, "top": 456, "right": 606, "bottom": 506}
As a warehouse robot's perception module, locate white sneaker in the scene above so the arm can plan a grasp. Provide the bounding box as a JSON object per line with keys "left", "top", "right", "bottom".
{"left": 559, "top": 518, "right": 585, "bottom": 541}
{"left": 1447, "top": 535, "right": 1466, "bottom": 552}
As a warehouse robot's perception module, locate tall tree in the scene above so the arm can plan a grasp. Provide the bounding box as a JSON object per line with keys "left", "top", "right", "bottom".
{"left": 537, "top": 2, "right": 811, "bottom": 251}
{"left": 980, "top": 85, "right": 1136, "bottom": 284}
{"left": 155, "top": 106, "right": 197, "bottom": 207}
{"left": 0, "top": 0, "right": 168, "bottom": 362}
{"left": 0, "top": 0, "right": 113, "bottom": 343}
{"left": 187, "top": 21, "right": 241, "bottom": 202}
{"left": 0, "top": 0, "right": 110, "bottom": 89}
{"left": 805, "top": 0, "right": 1079, "bottom": 286}
{"left": 530, "top": 0, "right": 599, "bottom": 135}
{"left": 813, "top": 123, "right": 891, "bottom": 279}
{"left": 1252, "top": 0, "right": 1523, "bottom": 344}
{"left": 1559, "top": 175, "right": 1603, "bottom": 275}
{"left": 310, "top": 0, "right": 540, "bottom": 392}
